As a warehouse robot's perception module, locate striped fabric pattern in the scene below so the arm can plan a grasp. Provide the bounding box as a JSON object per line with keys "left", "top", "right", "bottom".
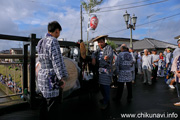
{"left": 37, "top": 34, "right": 68, "bottom": 98}
{"left": 166, "top": 52, "right": 173, "bottom": 71}
{"left": 115, "top": 51, "right": 133, "bottom": 82}
{"left": 92, "top": 44, "right": 113, "bottom": 85}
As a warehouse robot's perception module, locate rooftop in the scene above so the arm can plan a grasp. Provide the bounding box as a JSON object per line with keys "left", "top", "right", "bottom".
{"left": 133, "top": 38, "right": 177, "bottom": 50}
{"left": 10, "top": 48, "right": 23, "bottom": 51}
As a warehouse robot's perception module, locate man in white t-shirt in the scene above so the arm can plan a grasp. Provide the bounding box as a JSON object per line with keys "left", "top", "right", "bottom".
{"left": 142, "top": 49, "right": 153, "bottom": 85}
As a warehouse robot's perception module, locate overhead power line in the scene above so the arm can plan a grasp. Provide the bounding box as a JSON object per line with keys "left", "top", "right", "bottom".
{"left": 98, "top": 0, "right": 153, "bottom": 9}
{"left": 85, "top": 0, "right": 168, "bottom": 14}
{"left": 137, "top": 12, "right": 180, "bottom": 27}
{"left": 106, "top": 12, "right": 180, "bottom": 35}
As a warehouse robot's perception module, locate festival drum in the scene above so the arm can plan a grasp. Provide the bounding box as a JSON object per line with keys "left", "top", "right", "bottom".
{"left": 35, "top": 57, "right": 80, "bottom": 98}
{"left": 63, "top": 57, "right": 80, "bottom": 98}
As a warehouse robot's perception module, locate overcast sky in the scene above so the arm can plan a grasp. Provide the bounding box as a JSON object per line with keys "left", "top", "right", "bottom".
{"left": 0, "top": 0, "right": 180, "bottom": 51}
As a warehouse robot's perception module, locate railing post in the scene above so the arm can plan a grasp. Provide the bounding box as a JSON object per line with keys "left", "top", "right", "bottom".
{"left": 30, "top": 33, "right": 36, "bottom": 108}
{"left": 23, "top": 43, "right": 28, "bottom": 94}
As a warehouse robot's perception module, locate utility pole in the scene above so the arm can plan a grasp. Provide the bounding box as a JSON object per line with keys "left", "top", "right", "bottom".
{"left": 80, "top": 5, "right": 83, "bottom": 40}
{"left": 86, "top": 0, "right": 90, "bottom": 55}
{"left": 86, "top": 14, "right": 90, "bottom": 55}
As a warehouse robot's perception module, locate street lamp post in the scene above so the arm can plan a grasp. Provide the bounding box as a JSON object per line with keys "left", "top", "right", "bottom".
{"left": 123, "top": 11, "right": 137, "bottom": 49}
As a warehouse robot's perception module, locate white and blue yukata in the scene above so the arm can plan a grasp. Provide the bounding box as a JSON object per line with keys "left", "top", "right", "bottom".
{"left": 165, "top": 52, "right": 173, "bottom": 82}
{"left": 115, "top": 51, "right": 133, "bottom": 100}
{"left": 130, "top": 52, "right": 136, "bottom": 81}
{"left": 91, "top": 44, "right": 113, "bottom": 105}
{"left": 91, "top": 44, "right": 113, "bottom": 85}
{"left": 158, "top": 56, "right": 165, "bottom": 77}
{"left": 171, "top": 55, "right": 180, "bottom": 84}
{"left": 173, "top": 47, "right": 180, "bottom": 59}
{"left": 37, "top": 33, "right": 68, "bottom": 99}
{"left": 115, "top": 51, "right": 133, "bottom": 83}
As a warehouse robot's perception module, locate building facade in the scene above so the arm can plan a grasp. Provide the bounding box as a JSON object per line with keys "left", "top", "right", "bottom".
{"left": 10, "top": 48, "right": 23, "bottom": 62}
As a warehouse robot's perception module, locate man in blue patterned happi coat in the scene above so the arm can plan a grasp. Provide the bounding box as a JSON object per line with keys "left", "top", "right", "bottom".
{"left": 37, "top": 21, "right": 68, "bottom": 120}
{"left": 114, "top": 44, "right": 133, "bottom": 103}
{"left": 91, "top": 35, "right": 113, "bottom": 110}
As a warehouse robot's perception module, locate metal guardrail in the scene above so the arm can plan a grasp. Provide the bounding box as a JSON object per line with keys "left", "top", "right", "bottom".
{"left": 0, "top": 33, "right": 38, "bottom": 108}
{"left": 0, "top": 34, "right": 30, "bottom": 42}
{"left": 0, "top": 54, "right": 38, "bottom": 59}
{"left": 0, "top": 33, "right": 81, "bottom": 108}
{"left": 0, "top": 62, "right": 23, "bottom": 65}
{"left": 0, "top": 54, "right": 24, "bottom": 59}
{"left": 0, "top": 93, "right": 23, "bottom": 98}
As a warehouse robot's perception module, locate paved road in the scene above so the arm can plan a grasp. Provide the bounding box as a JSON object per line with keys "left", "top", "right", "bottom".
{"left": 1, "top": 75, "right": 180, "bottom": 120}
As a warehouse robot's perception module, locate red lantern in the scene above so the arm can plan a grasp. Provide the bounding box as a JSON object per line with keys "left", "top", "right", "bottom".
{"left": 90, "top": 15, "right": 98, "bottom": 30}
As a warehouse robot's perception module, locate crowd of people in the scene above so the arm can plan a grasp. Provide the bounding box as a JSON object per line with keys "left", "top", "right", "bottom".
{"left": 27, "top": 20, "right": 180, "bottom": 120}
{"left": 132, "top": 47, "right": 179, "bottom": 89}
{"left": 111, "top": 45, "right": 180, "bottom": 89}
{"left": 0, "top": 73, "right": 22, "bottom": 93}
{"left": 90, "top": 34, "right": 180, "bottom": 109}
{"left": 130, "top": 48, "right": 171, "bottom": 86}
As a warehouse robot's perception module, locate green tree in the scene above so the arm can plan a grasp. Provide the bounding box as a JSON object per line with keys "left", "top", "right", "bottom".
{"left": 81, "top": 0, "right": 103, "bottom": 14}
{"left": 81, "top": 0, "right": 103, "bottom": 55}
{"left": 106, "top": 40, "right": 118, "bottom": 50}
